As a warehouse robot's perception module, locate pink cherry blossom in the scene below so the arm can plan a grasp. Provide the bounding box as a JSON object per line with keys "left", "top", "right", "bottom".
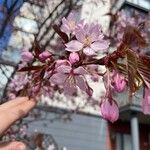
{"left": 32, "top": 84, "right": 40, "bottom": 93}
{"left": 39, "top": 51, "right": 52, "bottom": 61}
{"left": 69, "top": 52, "right": 79, "bottom": 64}
{"left": 142, "top": 88, "right": 150, "bottom": 114}
{"left": 47, "top": 144, "right": 55, "bottom": 150}
{"left": 111, "top": 71, "right": 126, "bottom": 93}
{"left": 7, "top": 73, "right": 28, "bottom": 99}
{"left": 65, "top": 23, "right": 109, "bottom": 55}
{"left": 61, "top": 12, "right": 77, "bottom": 34}
{"left": 86, "top": 64, "right": 100, "bottom": 82}
{"left": 112, "top": 10, "right": 150, "bottom": 54}
{"left": 100, "top": 98, "right": 119, "bottom": 123}
{"left": 50, "top": 64, "right": 90, "bottom": 95}
{"left": 21, "top": 51, "right": 33, "bottom": 62}
{"left": 55, "top": 59, "right": 71, "bottom": 69}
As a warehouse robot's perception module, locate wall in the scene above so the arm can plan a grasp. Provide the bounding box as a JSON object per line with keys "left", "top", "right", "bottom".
{"left": 27, "top": 110, "right": 107, "bottom": 150}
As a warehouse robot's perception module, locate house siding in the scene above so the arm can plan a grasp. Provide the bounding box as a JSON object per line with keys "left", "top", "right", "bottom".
{"left": 28, "top": 111, "right": 107, "bottom": 150}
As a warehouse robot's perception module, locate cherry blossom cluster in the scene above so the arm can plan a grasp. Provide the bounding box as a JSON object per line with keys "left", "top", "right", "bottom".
{"left": 112, "top": 10, "right": 150, "bottom": 54}
{"left": 7, "top": 12, "right": 150, "bottom": 123}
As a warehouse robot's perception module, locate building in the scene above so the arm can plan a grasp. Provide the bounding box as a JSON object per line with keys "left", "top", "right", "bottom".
{"left": 0, "top": 0, "right": 150, "bottom": 150}
{"left": 0, "top": 0, "right": 109, "bottom": 150}
{"left": 109, "top": 1, "right": 150, "bottom": 150}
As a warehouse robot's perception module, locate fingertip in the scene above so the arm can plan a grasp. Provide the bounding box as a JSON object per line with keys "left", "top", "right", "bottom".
{"left": 16, "top": 142, "right": 26, "bottom": 150}
{"left": 0, "top": 141, "right": 26, "bottom": 150}
{"left": 12, "top": 96, "right": 29, "bottom": 101}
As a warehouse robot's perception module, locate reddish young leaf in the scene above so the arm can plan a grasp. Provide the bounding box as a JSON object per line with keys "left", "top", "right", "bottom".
{"left": 53, "top": 25, "right": 69, "bottom": 43}
{"left": 33, "top": 41, "right": 42, "bottom": 57}
{"left": 123, "top": 26, "right": 148, "bottom": 48}
{"left": 18, "top": 66, "right": 43, "bottom": 72}
{"left": 111, "top": 48, "right": 143, "bottom": 97}
{"left": 137, "top": 55, "right": 150, "bottom": 89}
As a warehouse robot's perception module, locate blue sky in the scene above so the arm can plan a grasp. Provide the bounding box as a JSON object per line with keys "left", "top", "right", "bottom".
{"left": 0, "top": 0, "right": 23, "bottom": 55}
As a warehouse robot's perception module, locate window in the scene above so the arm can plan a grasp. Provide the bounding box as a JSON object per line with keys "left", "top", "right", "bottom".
{"left": 116, "top": 133, "right": 132, "bottom": 150}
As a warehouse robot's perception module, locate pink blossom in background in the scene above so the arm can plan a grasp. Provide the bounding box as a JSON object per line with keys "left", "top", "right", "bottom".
{"left": 19, "top": 125, "right": 27, "bottom": 137}
{"left": 31, "top": 84, "right": 40, "bottom": 93}
{"left": 69, "top": 52, "right": 79, "bottom": 64}
{"left": 21, "top": 50, "right": 33, "bottom": 62}
{"left": 50, "top": 64, "right": 90, "bottom": 95}
{"left": 47, "top": 144, "right": 55, "bottom": 150}
{"left": 42, "top": 86, "right": 54, "bottom": 98}
{"left": 7, "top": 93, "right": 16, "bottom": 100}
{"left": 113, "top": 10, "right": 150, "bottom": 54}
{"left": 111, "top": 71, "right": 126, "bottom": 93}
{"left": 100, "top": 98, "right": 119, "bottom": 123}
{"left": 142, "top": 88, "right": 150, "bottom": 114}
{"left": 65, "top": 23, "right": 109, "bottom": 55}
{"left": 7, "top": 73, "right": 28, "bottom": 99}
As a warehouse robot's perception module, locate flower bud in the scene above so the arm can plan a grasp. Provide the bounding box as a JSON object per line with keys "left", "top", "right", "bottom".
{"left": 21, "top": 51, "right": 33, "bottom": 62}
{"left": 111, "top": 72, "right": 126, "bottom": 93}
{"left": 100, "top": 98, "right": 119, "bottom": 123}
{"left": 39, "top": 51, "right": 52, "bottom": 61}
{"left": 32, "top": 84, "right": 40, "bottom": 93}
{"left": 69, "top": 52, "right": 79, "bottom": 64}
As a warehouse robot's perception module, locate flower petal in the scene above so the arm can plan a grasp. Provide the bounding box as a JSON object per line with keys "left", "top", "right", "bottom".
{"left": 50, "top": 73, "right": 67, "bottom": 85}
{"left": 61, "top": 24, "right": 70, "bottom": 33}
{"left": 67, "top": 12, "right": 76, "bottom": 21}
{"left": 89, "top": 24, "right": 100, "bottom": 41}
{"left": 91, "top": 41, "right": 109, "bottom": 51}
{"left": 63, "top": 80, "right": 77, "bottom": 95}
{"left": 57, "top": 65, "right": 72, "bottom": 73}
{"left": 83, "top": 47, "right": 96, "bottom": 56}
{"left": 75, "top": 28, "right": 86, "bottom": 43}
{"left": 76, "top": 76, "right": 87, "bottom": 92}
{"left": 100, "top": 99, "right": 119, "bottom": 123}
{"left": 61, "top": 18, "right": 70, "bottom": 33}
{"left": 65, "top": 40, "right": 83, "bottom": 52}
{"left": 74, "top": 67, "right": 88, "bottom": 75}
{"left": 56, "top": 59, "right": 70, "bottom": 67}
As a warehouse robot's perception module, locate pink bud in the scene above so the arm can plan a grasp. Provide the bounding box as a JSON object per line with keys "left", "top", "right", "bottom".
{"left": 69, "top": 52, "right": 79, "bottom": 64}
{"left": 112, "top": 72, "right": 126, "bottom": 93}
{"left": 21, "top": 51, "right": 33, "bottom": 62}
{"left": 39, "top": 51, "right": 52, "bottom": 61}
{"left": 8, "top": 93, "right": 16, "bottom": 100}
{"left": 32, "top": 84, "right": 40, "bottom": 93}
{"left": 142, "top": 88, "right": 150, "bottom": 114}
{"left": 100, "top": 99, "right": 119, "bottom": 123}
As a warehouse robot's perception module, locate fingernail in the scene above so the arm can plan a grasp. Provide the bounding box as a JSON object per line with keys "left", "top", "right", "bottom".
{"left": 16, "top": 143, "right": 26, "bottom": 150}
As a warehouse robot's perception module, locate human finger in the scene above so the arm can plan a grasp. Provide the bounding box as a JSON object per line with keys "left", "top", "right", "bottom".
{"left": 0, "top": 99, "right": 36, "bottom": 136}
{"left": 0, "top": 97, "right": 29, "bottom": 112}
{"left": 0, "top": 141, "right": 26, "bottom": 150}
